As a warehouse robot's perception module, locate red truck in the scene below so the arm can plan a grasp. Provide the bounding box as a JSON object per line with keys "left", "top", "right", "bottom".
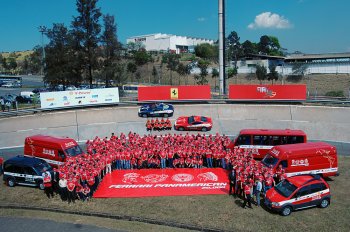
{"left": 24, "top": 135, "right": 84, "bottom": 167}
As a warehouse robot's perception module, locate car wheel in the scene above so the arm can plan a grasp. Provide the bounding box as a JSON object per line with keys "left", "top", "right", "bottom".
{"left": 142, "top": 114, "right": 148, "bottom": 118}
{"left": 164, "top": 114, "right": 169, "bottom": 118}
{"left": 201, "top": 127, "right": 207, "bottom": 132}
{"left": 39, "top": 182, "right": 45, "bottom": 190}
{"left": 7, "top": 178, "right": 16, "bottom": 187}
{"left": 320, "top": 198, "right": 330, "bottom": 208}
{"left": 178, "top": 127, "right": 185, "bottom": 131}
{"left": 281, "top": 206, "right": 292, "bottom": 216}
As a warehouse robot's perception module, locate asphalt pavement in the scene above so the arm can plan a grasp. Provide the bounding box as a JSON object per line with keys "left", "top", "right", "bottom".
{"left": 0, "top": 216, "right": 122, "bottom": 232}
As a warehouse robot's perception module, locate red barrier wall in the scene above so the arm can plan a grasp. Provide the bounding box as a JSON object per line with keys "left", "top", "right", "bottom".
{"left": 229, "top": 85, "right": 306, "bottom": 101}
{"left": 138, "top": 85, "right": 211, "bottom": 101}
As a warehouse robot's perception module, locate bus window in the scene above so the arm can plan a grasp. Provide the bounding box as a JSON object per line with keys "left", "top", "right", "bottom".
{"left": 287, "top": 136, "right": 305, "bottom": 144}
{"left": 236, "top": 135, "right": 251, "bottom": 146}
{"left": 253, "top": 135, "right": 271, "bottom": 145}
{"left": 271, "top": 136, "right": 281, "bottom": 146}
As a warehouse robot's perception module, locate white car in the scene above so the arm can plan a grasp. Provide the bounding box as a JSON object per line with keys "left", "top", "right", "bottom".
{"left": 2, "top": 82, "right": 14, "bottom": 88}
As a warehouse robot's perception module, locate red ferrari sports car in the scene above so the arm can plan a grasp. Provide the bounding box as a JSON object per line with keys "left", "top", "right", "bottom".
{"left": 174, "top": 115, "right": 213, "bottom": 132}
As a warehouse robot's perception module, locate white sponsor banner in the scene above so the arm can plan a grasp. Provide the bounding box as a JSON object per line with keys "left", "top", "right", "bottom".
{"left": 40, "top": 88, "right": 119, "bottom": 109}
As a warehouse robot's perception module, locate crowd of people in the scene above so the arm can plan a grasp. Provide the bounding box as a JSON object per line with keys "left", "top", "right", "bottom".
{"left": 228, "top": 148, "right": 286, "bottom": 208}
{"left": 41, "top": 131, "right": 285, "bottom": 207}
{"left": 146, "top": 118, "right": 172, "bottom": 131}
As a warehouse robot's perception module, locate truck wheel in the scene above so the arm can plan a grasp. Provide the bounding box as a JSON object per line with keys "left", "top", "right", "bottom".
{"left": 163, "top": 114, "right": 169, "bottom": 118}
{"left": 201, "top": 127, "right": 207, "bottom": 132}
{"left": 142, "top": 114, "right": 148, "bottom": 118}
{"left": 178, "top": 127, "right": 185, "bottom": 131}
{"left": 7, "top": 178, "right": 16, "bottom": 187}
{"left": 320, "top": 198, "right": 330, "bottom": 208}
{"left": 281, "top": 206, "right": 292, "bottom": 216}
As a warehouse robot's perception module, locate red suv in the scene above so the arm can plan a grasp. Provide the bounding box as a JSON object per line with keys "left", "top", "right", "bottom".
{"left": 264, "top": 174, "right": 331, "bottom": 216}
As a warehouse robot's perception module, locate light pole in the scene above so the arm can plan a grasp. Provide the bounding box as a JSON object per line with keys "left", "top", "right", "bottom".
{"left": 218, "top": 0, "right": 226, "bottom": 95}
{"left": 38, "top": 26, "right": 47, "bottom": 76}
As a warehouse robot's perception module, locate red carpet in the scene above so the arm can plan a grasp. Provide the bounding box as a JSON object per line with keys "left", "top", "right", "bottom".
{"left": 93, "top": 168, "right": 229, "bottom": 198}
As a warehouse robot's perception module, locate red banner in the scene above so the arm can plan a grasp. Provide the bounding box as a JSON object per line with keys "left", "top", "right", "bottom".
{"left": 138, "top": 85, "right": 211, "bottom": 101}
{"left": 94, "top": 168, "right": 229, "bottom": 198}
{"left": 229, "top": 85, "right": 306, "bottom": 101}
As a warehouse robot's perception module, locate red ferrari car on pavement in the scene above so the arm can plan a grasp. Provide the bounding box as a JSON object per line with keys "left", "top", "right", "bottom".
{"left": 174, "top": 115, "right": 213, "bottom": 132}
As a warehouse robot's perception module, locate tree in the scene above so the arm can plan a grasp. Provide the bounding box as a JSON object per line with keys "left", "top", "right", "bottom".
{"left": 227, "top": 67, "right": 238, "bottom": 82}
{"left": 255, "top": 64, "right": 267, "bottom": 84}
{"left": 194, "top": 43, "right": 218, "bottom": 61}
{"left": 162, "top": 53, "right": 180, "bottom": 85}
{"left": 268, "top": 36, "right": 283, "bottom": 56}
{"left": 195, "top": 59, "right": 209, "bottom": 85}
{"left": 28, "top": 46, "right": 43, "bottom": 75}
{"left": 45, "top": 23, "right": 76, "bottom": 89}
{"left": 127, "top": 62, "right": 137, "bottom": 82}
{"left": 211, "top": 68, "right": 219, "bottom": 91}
{"left": 268, "top": 65, "right": 279, "bottom": 84}
{"left": 242, "top": 40, "right": 258, "bottom": 56}
{"left": 133, "top": 50, "right": 150, "bottom": 66}
{"left": 258, "top": 35, "right": 270, "bottom": 54}
{"left": 100, "top": 14, "right": 120, "bottom": 87}
{"left": 71, "top": 0, "right": 102, "bottom": 88}
{"left": 226, "top": 31, "right": 243, "bottom": 68}
{"left": 151, "top": 65, "right": 158, "bottom": 84}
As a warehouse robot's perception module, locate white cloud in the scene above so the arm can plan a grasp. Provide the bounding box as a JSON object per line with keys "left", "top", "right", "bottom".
{"left": 248, "top": 12, "right": 292, "bottom": 29}
{"left": 197, "top": 17, "right": 206, "bottom": 22}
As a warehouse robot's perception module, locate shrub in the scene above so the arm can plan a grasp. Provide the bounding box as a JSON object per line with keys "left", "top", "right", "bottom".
{"left": 325, "top": 90, "right": 345, "bottom": 98}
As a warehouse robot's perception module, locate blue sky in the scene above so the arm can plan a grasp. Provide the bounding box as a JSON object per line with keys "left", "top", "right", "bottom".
{"left": 0, "top": 0, "right": 349, "bottom": 54}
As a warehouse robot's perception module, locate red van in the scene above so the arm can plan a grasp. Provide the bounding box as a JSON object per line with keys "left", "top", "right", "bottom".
{"left": 261, "top": 142, "right": 338, "bottom": 178}
{"left": 24, "top": 135, "right": 84, "bottom": 167}
{"left": 265, "top": 174, "right": 331, "bottom": 216}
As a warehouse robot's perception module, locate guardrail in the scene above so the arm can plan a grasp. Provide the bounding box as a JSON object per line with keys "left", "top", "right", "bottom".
{"left": 1, "top": 97, "right": 350, "bottom": 119}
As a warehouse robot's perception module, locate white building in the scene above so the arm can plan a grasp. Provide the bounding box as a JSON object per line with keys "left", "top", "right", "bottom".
{"left": 235, "top": 53, "right": 350, "bottom": 75}
{"left": 126, "top": 33, "right": 215, "bottom": 54}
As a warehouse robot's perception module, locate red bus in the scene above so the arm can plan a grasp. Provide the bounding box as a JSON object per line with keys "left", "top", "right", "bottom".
{"left": 230, "top": 129, "right": 307, "bottom": 159}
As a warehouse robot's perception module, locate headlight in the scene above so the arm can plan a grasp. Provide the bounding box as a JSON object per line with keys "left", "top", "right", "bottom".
{"left": 271, "top": 202, "right": 280, "bottom": 207}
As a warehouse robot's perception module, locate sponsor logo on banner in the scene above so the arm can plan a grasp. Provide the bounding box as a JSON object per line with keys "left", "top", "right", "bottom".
{"left": 46, "top": 98, "right": 54, "bottom": 101}
{"left": 197, "top": 172, "right": 218, "bottom": 182}
{"left": 92, "top": 95, "right": 98, "bottom": 98}
{"left": 170, "top": 88, "right": 179, "bottom": 99}
{"left": 172, "top": 173, "right": 193, "bottom": 182}
{"left": 122, "top": 173, "right": 140, "bottom": 184}
{"left": 142, "top": 174, "right": 168, "bottom": 183}
{"left": 256, "top": 86, "right": 276, "bottom": 98}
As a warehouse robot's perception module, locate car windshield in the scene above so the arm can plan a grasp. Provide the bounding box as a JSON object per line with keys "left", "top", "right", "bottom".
{"left": 274, "top": 179, "right": 298, "bottom": 198}
{"left": 188, "top": 116, "right": 195, "bottom": 124}
{"left": 65, "top": 145, "right": 83, "bottom": 157}
{"left": 200, "top": 116, "right": 207, "bottom": 122}
{"left": 261, "top": 154, "right": 279, "bottom": 168}
{"left": 34, "top": 160, "right": 52, "bottom": 173}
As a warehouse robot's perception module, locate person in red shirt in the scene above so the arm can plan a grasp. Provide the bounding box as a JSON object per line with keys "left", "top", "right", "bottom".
{"left": 242, "top": 182, "right": 253, "bottom": 209}
{"left": 67, "top": 178, "right": 76, "bottom": 204}
{"left": 146, "top": 120, "right": 152, "bottom": 131}
{"left": 264, "top": 174, "right": 275, "bottom": 195}
{"left": 82, "top": 184, "right": 91, "bottom": 201}
{"left": 43, "top": 172, "right": 53, "bottom": 198}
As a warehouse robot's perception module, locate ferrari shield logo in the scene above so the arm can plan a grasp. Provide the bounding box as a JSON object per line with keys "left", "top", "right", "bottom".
{"left": 170, "top": 88, "right": 178, "bottom": 99}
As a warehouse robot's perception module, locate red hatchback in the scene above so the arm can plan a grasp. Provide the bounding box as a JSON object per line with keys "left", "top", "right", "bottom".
{"left": 264, "top": 174, "right": 331, "bottom": 216}
{"left": 174, "top": 115, "right": 213, "bottom": 132}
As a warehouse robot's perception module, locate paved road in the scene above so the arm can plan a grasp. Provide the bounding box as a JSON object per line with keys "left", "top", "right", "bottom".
{"left": 0, "top": 216, "right": 123, "bottom": 232}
